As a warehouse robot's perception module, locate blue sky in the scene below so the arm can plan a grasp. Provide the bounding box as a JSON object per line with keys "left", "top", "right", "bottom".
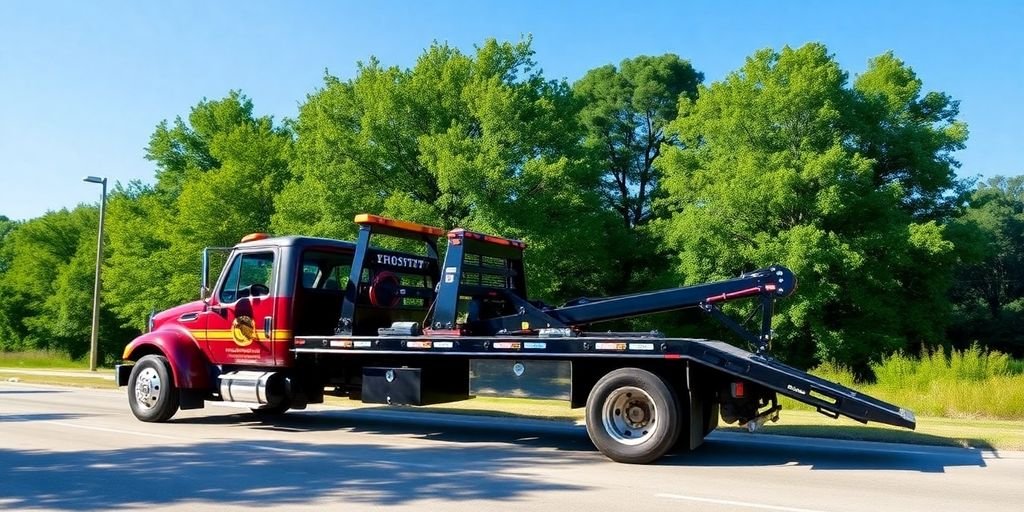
{"left": 1, "top": 0, "right": 1021, "bottom": 221}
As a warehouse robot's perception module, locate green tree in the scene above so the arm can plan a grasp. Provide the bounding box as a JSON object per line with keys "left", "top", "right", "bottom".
{"left": 0, "top": 215, "right": 24, "bottom": 348}
{"left": 275, "top": 39, "right": 615, "bottom": 299}
{"left": 850, "top": 52, "right": 970, "bottom": 219}
{"left": 574, "top": 55, "right": 703, "bottom": 290}
{"left": 104, "top": 92, "right": 293, "bottom": 331}
{"left": 656, "top": 44, "right": 963, "bottom": 371}
{"left": 948, "top": 175, "right": 1024, "bottom": 355}
{"left": 575, "top": 54, "right": 702, "bottom": 229}
{"left": 0, "top": 207, "right": 133, "bottom": 359}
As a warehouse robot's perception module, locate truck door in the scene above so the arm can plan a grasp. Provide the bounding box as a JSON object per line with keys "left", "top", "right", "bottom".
{"left": 205, "top": 250, "right": 278, "bottom": 366}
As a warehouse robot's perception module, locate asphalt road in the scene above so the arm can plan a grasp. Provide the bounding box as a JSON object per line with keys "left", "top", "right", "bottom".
{"left": 1, "top": 382, "right": 1022, "bottom": 512}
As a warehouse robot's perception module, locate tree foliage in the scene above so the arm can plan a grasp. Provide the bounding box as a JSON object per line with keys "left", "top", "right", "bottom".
{"left": 0, "top": 207, "right": 133, "bottom": 358}
{"left": 655, "top": 44, "right": 963, "bottom": 371}
{"left": 573, "top": 54, "right": 703, "bottom": 290}
{"left": 274, "top": 39, "right": 616, "bottom": 299}
{"left": 0, "top": 39, "right": 1012, "bottom": 373}
{"left": 103, "top": 91, "right": 293, "bottom": 331}
{"left": 948, "top": 176, "right": 1024, "bottom": 355}
{"left": 575, "top": 54, "right": 703, "bottom": 229}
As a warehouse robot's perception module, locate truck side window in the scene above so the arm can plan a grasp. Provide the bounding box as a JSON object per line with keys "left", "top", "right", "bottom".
{"left": 300, "top": 250, "right": 354, "bottom": 290}
{"left": 219, "top": 252, "right": 274, "bottom": 303}
{"left": 323, "top": 265, "right": 352, "bottom": 290}
{"left": 301, "top": 262, "right": 319, "bottom": 288}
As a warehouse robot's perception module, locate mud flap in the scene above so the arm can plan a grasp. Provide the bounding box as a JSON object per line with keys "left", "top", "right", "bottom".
{"left": 684, "top": 361, "right": 719, "bottom": 450}
{"left": 179, "top": 389, "right": 205, "bottom": 410}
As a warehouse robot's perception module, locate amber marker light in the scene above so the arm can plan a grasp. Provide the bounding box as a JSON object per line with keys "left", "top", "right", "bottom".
{"left": 353, "top": 214, "right": 444, "bottom": 237}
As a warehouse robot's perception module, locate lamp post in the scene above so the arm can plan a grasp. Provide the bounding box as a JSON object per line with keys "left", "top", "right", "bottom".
{"left": 83, "top": 176, "right": 107, "bottom": 371}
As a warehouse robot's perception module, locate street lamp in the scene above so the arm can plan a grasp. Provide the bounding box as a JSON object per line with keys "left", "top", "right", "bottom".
{"left": 83, "top": 176, "right": 107, "bottom": 371}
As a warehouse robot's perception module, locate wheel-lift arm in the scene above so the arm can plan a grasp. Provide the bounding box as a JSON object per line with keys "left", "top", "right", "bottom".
{"left": 550, "top": 266, "right": 795, "bottom": 323}
{"left": 546, "top": 266, "right": 795, "bottom": 353}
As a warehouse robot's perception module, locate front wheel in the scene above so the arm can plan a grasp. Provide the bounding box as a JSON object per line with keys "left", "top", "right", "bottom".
{"left": 585, "top": 368, "right": 680, "bottom": 464}
{"left": 127, "top": 355, "right": 180, "bottom": 422}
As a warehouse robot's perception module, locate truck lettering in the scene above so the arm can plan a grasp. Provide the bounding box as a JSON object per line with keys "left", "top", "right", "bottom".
{"left": 376, "top": 254, "right": 426, "bottom": 270}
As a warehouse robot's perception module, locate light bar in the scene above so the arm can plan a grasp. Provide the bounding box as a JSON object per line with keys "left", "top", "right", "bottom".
{"left": 240, "top": 233, "right": 270, "bottom": 243}
{"left": 354, "top": 214, "right": 444, "bottom": 237}
{"left": 448, "top": 228, "right": 527, "bottom": 249}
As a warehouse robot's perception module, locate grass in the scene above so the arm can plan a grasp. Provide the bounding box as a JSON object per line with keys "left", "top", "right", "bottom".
{"left": 737, "top": 409, "right": 1024, "bottom": 451}
{"left": 0, "top": 350, "right": 91, "bottom": 369}
{"left": 785, "top": 345, "right": 1024, "bottom": 420}
{"left": 0, "top": 370, "right": 116, "bottom": 389}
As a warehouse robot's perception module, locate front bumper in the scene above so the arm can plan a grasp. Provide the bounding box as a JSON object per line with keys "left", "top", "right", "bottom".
{"left": 114, "top": 364, "right": 133, "bottom": 387}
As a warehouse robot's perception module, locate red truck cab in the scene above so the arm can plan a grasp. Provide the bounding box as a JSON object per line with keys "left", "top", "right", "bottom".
{"left": 118, "top": 215, "right": 443, "bottom": 420}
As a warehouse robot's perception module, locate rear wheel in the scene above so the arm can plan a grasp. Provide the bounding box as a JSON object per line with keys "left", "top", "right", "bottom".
{"left": 585, "top": 368, "right": 680, "bottom": 464}
{"left": 127, "top": 355, "right": 180, "bottom": 422}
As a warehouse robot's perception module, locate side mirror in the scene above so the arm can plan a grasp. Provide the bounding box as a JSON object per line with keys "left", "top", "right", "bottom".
{"left": 200, "top": 246, "right": 234, "bottom": 301}
{"left": 238, "top": 283, "right": 270, "bottom": 299}
{"left": 201, "top": 249, "right": 211, "bottom": 301}
{"left": 251, "top": 283, "right": 270, "bottom": 297}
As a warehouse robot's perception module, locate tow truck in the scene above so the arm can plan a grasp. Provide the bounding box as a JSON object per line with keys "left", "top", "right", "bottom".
{"left": 116, "top": 214, "right": 916, "bottom": 463}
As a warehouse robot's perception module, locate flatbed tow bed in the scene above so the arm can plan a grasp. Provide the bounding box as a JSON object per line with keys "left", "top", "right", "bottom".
{"left": 293, "top": 334, "right": 916, "bottom": 430}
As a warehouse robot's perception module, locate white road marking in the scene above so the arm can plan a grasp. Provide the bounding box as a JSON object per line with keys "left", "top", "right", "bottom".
{"left": 656, "top": 493, "right": 831, "bottom": 512}
{"left": 44, "top": 420, "right": 186, "bottom": 441}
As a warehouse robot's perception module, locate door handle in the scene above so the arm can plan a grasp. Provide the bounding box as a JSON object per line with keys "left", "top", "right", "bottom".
{"left": 264, "top": 316, "right": 273, "bottom": 338}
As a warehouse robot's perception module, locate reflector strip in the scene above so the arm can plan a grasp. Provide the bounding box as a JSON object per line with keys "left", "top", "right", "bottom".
{"left": 629, "top": 343, "right": 655, "bottom": 351}
{"left": 595, "top": 342, "right": 627, "bottom": 351}
{"left": 705, "top": 286, "right": 763, "bottom": 303}
{"left": 493, "top": 341, "right": 521, "bottom": 350}
{"left": 353, "top": 340, "right": 372, "bottom": 348}
{"left": 330, "top": 340, "right": 353, "bottom": 348}
{"left": 354, "top": 214, "right": 444, "bottom": 237}
{"left": 523, "top": 342, "right": 547, "bottom": 349}
{"left": 406, "top": 341, "right": 432, "bottom": 349}
{"left": 434, "top": 341, "right": 454, "bottom": 349}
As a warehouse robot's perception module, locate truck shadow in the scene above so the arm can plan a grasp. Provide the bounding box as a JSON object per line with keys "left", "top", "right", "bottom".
{"left": 172, "top": 407, "right": 988, "bottom": 474}
{"left": 0, "top": 409, "right": 993, "bottom": 509}
{"left": 667, "top": 433, "right": 990, "bottom": 473}
{"left": 172, "top": 407, "right": 597, "bottom": 453}
{"left": 0, "top": 436, "right": 587, "bottom": 510}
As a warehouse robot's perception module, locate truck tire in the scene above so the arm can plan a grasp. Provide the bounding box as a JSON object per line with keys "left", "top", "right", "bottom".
{"left": 585, "top": 367, "right": 680, "bottom": 464}
{"left": 128, "top": 355, "right": 180, "bottom": 422}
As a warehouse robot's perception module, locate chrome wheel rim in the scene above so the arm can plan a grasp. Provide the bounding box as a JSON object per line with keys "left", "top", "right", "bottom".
{"left": 134, "top": 367, "right": 161, "bottom": 409}
{"left": 602, "top": 386, "right": 657, "bottom": 445}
